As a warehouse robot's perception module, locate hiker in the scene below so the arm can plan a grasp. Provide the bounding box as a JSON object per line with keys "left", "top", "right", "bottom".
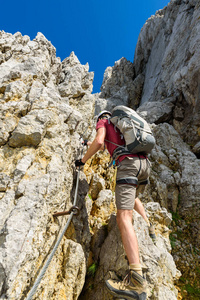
{"left": 75, "top": 110, "right": 154, "bottom": 300}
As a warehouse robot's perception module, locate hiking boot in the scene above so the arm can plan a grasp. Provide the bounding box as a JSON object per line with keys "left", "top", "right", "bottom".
{"left": 149, "top": 223, "right": 156, "bottom": 244}
{"left": 105, "top": 269, "right": 147, "bottom": 300}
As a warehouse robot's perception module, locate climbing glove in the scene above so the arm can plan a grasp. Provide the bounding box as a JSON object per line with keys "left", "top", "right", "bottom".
{"left": 75, "top": 159, "right": 85, "bottom": 167}
{"left": 80, "top": 138, "right": 88, "bottom": 146}
{"left": 83, "top": 139, "right": 88, "bottom": 146}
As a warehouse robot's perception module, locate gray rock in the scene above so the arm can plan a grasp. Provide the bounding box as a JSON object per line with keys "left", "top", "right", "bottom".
{"left": 84, "top": 207, "right": 179, "bottom": 300}
{"left": 90, "top": 173, "right": 105, "bottom": 200}
{"left": 0, "top": 173, "right": 10, "bottom": 192}
{"left": 137, "top": 99, "right": 175, "bottom": 124}
{"left": 9, "top": 114, "right": 46, "bottom": 147}
{"left": 133, "top": 0, "right": 200, "bottom": 145}
{"left": 95, "top": 189, "right": 113, "bottom": 208}
{"left": 0, "top": 116, "right": 18, "bottom": 146}
{"left": 58, "top": 52, "right": 94, "bottom": 98}
{"left": 193, "top": 141, "right": 200, "bottom": 156}
{"left": 99, "top": 57, "right": 134, "bottom": 103}
{"left": 0, "top": 30, "right": 94, "bottom": 300}
{"left": 13, "top": 154, "right": 35, "bottom": 182}
{"left": 1, "top": 7, "right": 200, "bottom": 297}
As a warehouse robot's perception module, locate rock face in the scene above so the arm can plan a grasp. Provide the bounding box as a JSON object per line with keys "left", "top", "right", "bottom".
{"left": 0, "top": 0, "right": 200, "bottom": 298}
{"left": 80, "top": 195, "right": 180, "bottom": 300}
{"left": 0, "top": 30, "right": 181, "bottom": 300}
{"left": 145, "top": 0, "right": 200, "bottom": 151}
{"left": 94, "top": 0, "right": 200, "bottom": 299}
{"left": 99, "top": 0, "right": 200, "bottom": 154}
{"left": 0, "top": 30, "right": 95, "bottom": 300}
{"left": 80, "top": 121, "right": 200, "bottom": 300}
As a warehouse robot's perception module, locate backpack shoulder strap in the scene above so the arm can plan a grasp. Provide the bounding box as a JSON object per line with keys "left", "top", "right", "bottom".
{"left": 104, "top": 139, "right": 122, "bottom": 147}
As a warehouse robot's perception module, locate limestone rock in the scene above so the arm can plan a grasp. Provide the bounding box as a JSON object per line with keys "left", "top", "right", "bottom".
{"left": 9, "top": 114, "right": 47, "bottom": 147}
{"left": 58, "top": 52, "right": 94, "bottom": 98}
{"left": 0, "top": 115, "right": 18, "bottom": 146}
{"left": 136, "top": 99, "right": 175, "bottom": 124}
{"left": 94, "top": 189, "right": 115, "bottom": 220}
{"left": 81, "top": 204, "right": 179, "bottom": 300}
{"left": 97, "top": 0, "right": 200, "bottom": 150}
{"left": 87, "top": 1, "right": 200, "bottom": 297}
{"left": 133, "top": 0, "right": 200, "bottom": 146}
{"left": 61, "top": 240, "right": 86, "bottom": 300}
{"left": 192, "top": 140, "right": 200, "bottom": 157}
{"left": 148, "top": 123, "right": 200, "bottom": 294}
{"left": 100, "top": 58, "right": 134, "bottom": 99}
{"left": 1, "top": 3, "right": 200, "bottom": 296}
{"left": 0, "top": 30, "right": 94, "bottom": 300}
{"left": 90, "top": 173, "right": 105, "bottom": 200}
{"left": 81, "top": 121, "right": 199, "bottom": 299}
{"left": 95, "top": 86, "right": 129, "bottom": 115}
{"left": 148, "top": 123, "right": 200, "bottom": 219}
{"left": 95, "top": 57, "right": 135, "bottom": 114}
{"left": 0, "top": 173, "right": 10, "bottom": 192}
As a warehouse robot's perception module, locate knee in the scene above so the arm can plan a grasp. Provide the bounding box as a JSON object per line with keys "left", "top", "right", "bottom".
{"left": 116, "top": 210, "right": 132, "bottom": 229}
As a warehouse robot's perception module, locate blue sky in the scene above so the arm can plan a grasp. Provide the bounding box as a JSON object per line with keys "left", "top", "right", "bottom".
{"left": 1, "top": 0, "right": 170, "bottom": 93}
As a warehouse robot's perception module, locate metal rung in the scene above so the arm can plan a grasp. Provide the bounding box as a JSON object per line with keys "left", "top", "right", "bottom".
{"left": 53, "top": 205, "right": 80, "bottom": 217}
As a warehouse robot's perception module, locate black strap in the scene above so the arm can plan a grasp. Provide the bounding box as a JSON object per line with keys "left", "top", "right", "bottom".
{"left": 138, "top": 179, "right": 149, "bottom": 185}
{"left": 136, "top": 154, "right": 141, "bottom": 177}
{"left": 112, "top": 146, "right": 131, "bottom": 161}
{"left": 107, "top": 146, "right": 131, "bottom": 167}
{"left": 116, "top": 177, "right": 138, "bottom": 186}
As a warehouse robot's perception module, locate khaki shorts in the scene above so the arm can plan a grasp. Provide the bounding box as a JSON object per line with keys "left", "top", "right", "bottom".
{"left": 115, "top": 156, "right": 150, "bottom": 210}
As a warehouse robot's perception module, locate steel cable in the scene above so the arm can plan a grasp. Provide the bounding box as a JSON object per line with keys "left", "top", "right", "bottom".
{"left": 26, "top": 146, "right": 83, "bottom": 300}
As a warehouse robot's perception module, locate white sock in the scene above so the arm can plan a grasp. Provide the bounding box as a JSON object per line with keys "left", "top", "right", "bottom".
{"left": 129, "top": 263, "right": 143, "bottom": 276}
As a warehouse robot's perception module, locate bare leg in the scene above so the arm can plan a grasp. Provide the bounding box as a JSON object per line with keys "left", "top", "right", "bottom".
{"left": 116, "top": 209, "right": 140, "bottom": 264}
{"left": 134, "top": 197, "right": 150, "bottom": 227}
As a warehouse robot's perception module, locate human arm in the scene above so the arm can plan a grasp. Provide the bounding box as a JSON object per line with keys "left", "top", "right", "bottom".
{"left": 81, "top": 127, "right": 106, "bottom": 164}
{"left": 81, "top": 139, "right": 91, "bottom": 146}
{"left": 84, "top": 139, "right": 104, "bottom": 150}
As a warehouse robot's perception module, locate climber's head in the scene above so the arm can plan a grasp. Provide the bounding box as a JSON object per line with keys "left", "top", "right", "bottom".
{"left": 96, "top": 110, "right": 111, "bottom": 123}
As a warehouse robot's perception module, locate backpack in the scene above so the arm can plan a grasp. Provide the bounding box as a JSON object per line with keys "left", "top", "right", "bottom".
{"left": 106, "top": 105, "right": 155, "bottom": 157}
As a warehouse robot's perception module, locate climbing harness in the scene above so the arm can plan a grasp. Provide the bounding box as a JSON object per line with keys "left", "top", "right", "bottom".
{"left": 115, "top": 154, "right": 150, "bottom": 188}
{"left": 116, "top": 176, "right": 138, "bottom": 186}
{"left": 26, "top": 139, "right": 85, "bottom": 300}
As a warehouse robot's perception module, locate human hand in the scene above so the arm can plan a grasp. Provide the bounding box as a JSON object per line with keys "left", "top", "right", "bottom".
{"left": 82, "top": 139, "right": 88, "bottom": 146}
{"left": 75, "top": 159, "right": 85, "bottom": 167}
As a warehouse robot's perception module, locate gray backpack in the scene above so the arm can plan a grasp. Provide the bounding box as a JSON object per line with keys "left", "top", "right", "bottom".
{"left": 107, "top": 105, "right": 155, "bottom": 158}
